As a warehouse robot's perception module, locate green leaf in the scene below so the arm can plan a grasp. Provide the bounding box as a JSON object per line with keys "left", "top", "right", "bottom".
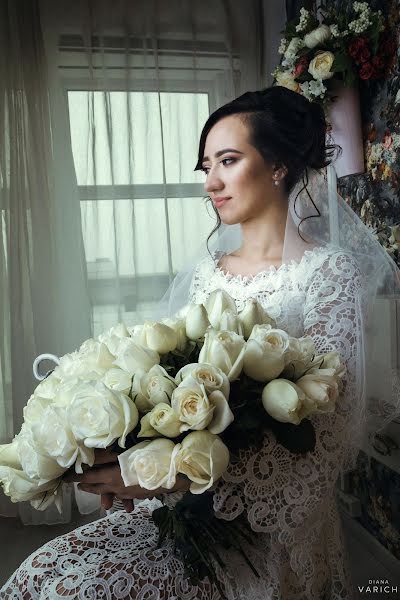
{"left": 331, "top": 53, "right": 353, "bottom": 73}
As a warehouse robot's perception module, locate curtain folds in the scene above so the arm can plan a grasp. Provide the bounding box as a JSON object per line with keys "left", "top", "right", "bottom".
{"left": 0, "top": 0, "right": 286, "bottom": 522}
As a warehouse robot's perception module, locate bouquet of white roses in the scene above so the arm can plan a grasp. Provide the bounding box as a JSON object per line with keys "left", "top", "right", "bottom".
{"left": 0, "top": 289, "right": 345, "bottom": 591}
{"left": 273, "top": 1, "right": 395, "bottom": 106}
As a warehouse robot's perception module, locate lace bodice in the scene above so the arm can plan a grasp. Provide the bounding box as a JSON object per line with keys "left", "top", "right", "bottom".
{"left": 2, "top": 244, "right": 363, "bottom": 600}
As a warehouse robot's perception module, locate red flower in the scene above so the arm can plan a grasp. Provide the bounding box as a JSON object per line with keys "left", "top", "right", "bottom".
{"left": 348, "top": 37, "right": 367, "bottom": 59}
{"left": 293, "top": 56, "right": 309, "bottom": 77}
{"left": 359, "top": 47, "right": 371, "bottom": 63}
{"left": 371, "top": 55, "right": 385, "bottom": 77}
{"left": 359, "top": 62, "right": 374, "bottom": 80}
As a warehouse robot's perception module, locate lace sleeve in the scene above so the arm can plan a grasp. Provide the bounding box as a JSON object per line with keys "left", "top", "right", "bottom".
{"left": 212, "top": 251, "right": 364, "bottom": 581}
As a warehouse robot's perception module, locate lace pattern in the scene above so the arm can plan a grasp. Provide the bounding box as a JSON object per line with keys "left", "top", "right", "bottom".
{"left": 1, "top": 245, "right": 361, "bottom": 600}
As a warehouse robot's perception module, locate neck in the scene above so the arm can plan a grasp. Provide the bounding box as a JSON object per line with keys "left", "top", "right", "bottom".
{"left": 238, "top": 196, "right": 288, "bottom": 262}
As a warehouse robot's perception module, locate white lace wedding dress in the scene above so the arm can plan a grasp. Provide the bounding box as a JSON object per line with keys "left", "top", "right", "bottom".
{"left": 1, "top": 245, "right": 362, "bottom": 600}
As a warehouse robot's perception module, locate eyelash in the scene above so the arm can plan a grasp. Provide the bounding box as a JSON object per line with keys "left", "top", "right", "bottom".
{"left": 202, "top": 157, "right": 236, "bottom": 174}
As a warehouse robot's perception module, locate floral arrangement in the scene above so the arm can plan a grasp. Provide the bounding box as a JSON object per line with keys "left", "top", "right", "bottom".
{"left": 0, "top": 289, "right": 345, "bottom": 591}
{"left": 273, "top": 1, "right": 396, "bottom": 106}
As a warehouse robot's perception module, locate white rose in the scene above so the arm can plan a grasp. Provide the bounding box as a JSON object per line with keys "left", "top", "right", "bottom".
{"left": 131, "top": 321, "right": 178, "bottom": 355}
{"left": 296, "top": 368, "right": 339, "bottom": 413}
{"left": 204, "top": 289, "right": 237, "bottom": 328}
{"left": 147, "top": 402, "right": 182, "bottom": 438}
{"left": 17, "top": 428, "right": 66, "bottom": 483}
{"left": 262, "top": 379, "right": 310, "bottom": 424}
{"left": 238, "top": 298, "right": 276, "bottom": 339}
{"left": 118, "top": 439, "right": 179, "bottom": 489}
{"left": 282, "top": 336, "right": 316, "bottom": 379}
{"left": 172, "top": 379, "right": 233, "bottom": 435}
{"left": 34, "top": 374, "right": 60, "bottom": 400}
{"left": 218, "top": 309, "right": 243, "bottom": 335}
{"left": 137, "top": 412, "right": 159, "bottom": 438}
{"left": 0, "top": 465, "right": 60, "bottom": 504}
{"left": 308, "top": 51, "right": 335, "bottom": 80}
{"left": 98, "top": 322, "right": 130, "bottom": 355}
{"left": 132, "top": 365, "right": 177, "bottom": 413}
{"left": 243, "top": 324, "right": 289, "bottom": 382}
{"left": 276, "top": 70, "right": 300, "bottom": 92}
{"left": 199, "top": 329, "right": 245, "bottom": 381}
{"left": 23, "top": 394, "right": 54, "bottom": 425}
{"left": 114, "top": 338, "right": 160, "bottom": 375}
{"left": 103, "top": 367, "right": 132, "bottom": 394}
{"left": 54, "top": 341, "right": 114, "bottom": 382}
{"left": 311, "top": 351, "right": 346, "bottom": 379}
{"left": 176, "top": 431, "right": 230, "bottom": 494}
{"left": 304, "top": 24, "right": 331, "bottom": 49}
{"left": 185, "top": 304, "right": 210, "bottom": 340}
{"left": 31, "top": 404, "right": 94, "bottom": 473}
{"left": 67, "top": 381, "right": 139, "bottom": 449}
{"left": 0, "top": 440, "right": 22, "bottom": 469}
{"left": 175, "top": 363, "right": 230, "bottom": 400}
{"left": 162, "top": 317, "right": 188, "bottom": 351}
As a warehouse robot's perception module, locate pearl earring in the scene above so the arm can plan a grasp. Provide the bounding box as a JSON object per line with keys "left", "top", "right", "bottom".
{"left": 274, "top": 179, "right": 279, "bottom": 186}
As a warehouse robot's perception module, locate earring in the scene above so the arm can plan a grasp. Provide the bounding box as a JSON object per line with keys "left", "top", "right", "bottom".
{"left": 274, "top": 179, "right": 279, "bottom": 186}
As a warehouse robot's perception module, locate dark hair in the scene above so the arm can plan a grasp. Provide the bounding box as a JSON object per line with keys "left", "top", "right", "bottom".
{"left": 195, "top": 86, "right": 340, "bottom": 244}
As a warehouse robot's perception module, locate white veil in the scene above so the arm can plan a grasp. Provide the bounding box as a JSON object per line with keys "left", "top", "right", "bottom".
{"left": 158, "top": 164, "right": 400, "bottom": 471}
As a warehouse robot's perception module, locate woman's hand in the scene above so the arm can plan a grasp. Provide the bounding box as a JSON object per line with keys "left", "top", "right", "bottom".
{"left": 63, "top": 448, "right": 189, "bottom": 513}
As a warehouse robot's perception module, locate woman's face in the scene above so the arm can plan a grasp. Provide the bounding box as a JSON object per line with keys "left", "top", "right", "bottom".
{"left": 201, "top": 115, "right": 279, "bottom": 225}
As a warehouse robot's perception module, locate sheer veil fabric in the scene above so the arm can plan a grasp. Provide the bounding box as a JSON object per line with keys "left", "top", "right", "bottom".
{"left": 160, "top": 164, "right": 400, "bottom": 470}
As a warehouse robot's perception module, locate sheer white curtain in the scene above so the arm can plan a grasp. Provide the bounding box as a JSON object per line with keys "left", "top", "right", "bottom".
{"left": 0, "top": 0, "right": 285, "bottom": 521}
{"left": 40, "top": 0, "right": 267, "bottom": 336}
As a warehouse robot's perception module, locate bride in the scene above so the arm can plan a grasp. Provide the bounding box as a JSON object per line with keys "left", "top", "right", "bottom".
{"left": 2, "top": 86, "right": 398, "bottom": 599}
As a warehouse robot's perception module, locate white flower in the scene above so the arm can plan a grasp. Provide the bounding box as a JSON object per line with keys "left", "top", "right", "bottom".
{"left": 243, "top": 324, "right": 289, "bottom": 382}
{"left": 204, "top": 289, "right": 237, "bottom": 328}
{"left": 103, "top": 367, "right": 132, "bottom": 395}
{"left": 67, "top": 382, "right": 138, "bottom": 449}
{"left": 53, "top": 340, "right": 115, "bottom": 382}
{"left": 262, "top": 379, "right": 310, "bottom": 424}
{"left": 185, "top": 304, "right": 210, "bottom": 340}
{"left": 311, "top": 351, "right": 346, "bottom": 379}
{"left": 238, "top": 298, "right": 275, "bottom": 339}
{"left": 275, "top": 70, "right": 300, "bottom": 92}
{"left": 132, "top": 364, "right": 177, "bottom": 413}
{"left": 137, "top": 412, "right": 159, "bottom": 438}
{"left": 175, "top": 363, "right": 230, "bottom": 400}
{"left": 296, "top": 7, "right": 310, "bottom": 33}
{"left": 0, "top": 440, "right": 21, "bottom": 470}
{"left": 300, "top": 79, "right": 327, "bottom": 101}
{"left": 304, "top": 25, "right": 331, "bottom": 49}
{"left": 199, "top": 329, "right": 245, "bottom": 381}
{"left": 218, "top": 309, "right": 243, "bottom": 335}
{"left": 146, "top": 403, "right": 182, "bottom": 438}
{"left": 176, "top": 431, "right": 230, "bottom": 494}
{"left": 114, "top": 338, "right": 160, "bottom": 375}
{"left": 34, "top": 374, "right": 60, "bottom": 400}
{"left": 23, "top": 394, "right": 54, "bottom": 426}
{"left": 296, "top": 368, "right": 339, "bottom": 413}
{"left": 162, "top": 317, "right": 188, "bottom": 352}
{"left": 30, "top": 404, "right": 94, "bottom": 473}
{"left": 308, "top": 51, "right": 335, "bottom": 81}
{"left": 118, "top": 439, "right": 179, "bottom": 490}
{"left": 98, "top": 322, "right": 130, "bottom": 355}
{"left": 284, "top": 36, "right": 305, "bottom": 58}
{"left": 17, "top": 427, "right": 66, "bottom": 483}
{"left": 0, "top": 465, "right": 60, "bottom": 505}
{"left": 131, "top": 321, "right": 178, "bottom": 355}
{"left": 282, "top": 336, "right": 316, "bottom": 379}
{"left": 172, "top": 382, "right": 233, "bottom": 435}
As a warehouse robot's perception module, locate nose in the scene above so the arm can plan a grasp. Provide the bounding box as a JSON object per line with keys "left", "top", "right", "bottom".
{"left": 204, "top": 167, "right": 224, "bottom": 195}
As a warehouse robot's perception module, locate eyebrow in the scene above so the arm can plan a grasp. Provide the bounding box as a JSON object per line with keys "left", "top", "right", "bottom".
{"left": 202, "top": 148, "right": 244, "bottom": 164}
